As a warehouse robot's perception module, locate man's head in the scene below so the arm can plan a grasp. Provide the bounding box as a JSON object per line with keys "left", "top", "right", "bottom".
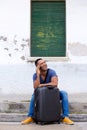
{"left": 35, "top": 58, "right": 47, "bottom": 71}
{"left": 35, "top": 58, "right": 42, "bottom": 66}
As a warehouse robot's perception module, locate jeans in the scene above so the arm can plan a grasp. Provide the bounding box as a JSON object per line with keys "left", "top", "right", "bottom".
{"left": 28, "top": 91, "right": 69, "bottom": 118}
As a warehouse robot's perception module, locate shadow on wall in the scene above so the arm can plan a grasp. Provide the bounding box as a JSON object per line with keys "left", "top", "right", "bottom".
{"left": 68, "top": 42, "right": 87, "bottom": 56}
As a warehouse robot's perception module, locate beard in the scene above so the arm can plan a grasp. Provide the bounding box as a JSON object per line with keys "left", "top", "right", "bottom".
{"left": 40, "top": 66, "right": 47, "bottom": 72}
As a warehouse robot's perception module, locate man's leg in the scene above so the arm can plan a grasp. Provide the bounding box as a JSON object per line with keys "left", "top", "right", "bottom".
{"left": 60, "top": 91, "right": 74, "bottom": 125}
{"left": 21, "top": 94, "right": 34, "bottom": 125}
{"left": 60, "top": 91, "right": 69, "bottom": 117}
{"left": 27, "top": 94, "right": 34, "bottom": 117}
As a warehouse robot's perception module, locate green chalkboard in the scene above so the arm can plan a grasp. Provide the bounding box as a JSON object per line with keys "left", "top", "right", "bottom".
{"left": 31, "top": 1, "right": 66, "bottom": 57}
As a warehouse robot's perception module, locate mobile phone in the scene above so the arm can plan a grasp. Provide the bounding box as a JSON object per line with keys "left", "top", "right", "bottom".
{"left": 40, "top": 67, "right": 42, "bottom": 70}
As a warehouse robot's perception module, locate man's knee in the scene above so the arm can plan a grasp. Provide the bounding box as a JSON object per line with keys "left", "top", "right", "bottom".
{"left": 60, "top": 90, "right": 68, "bottom": 99}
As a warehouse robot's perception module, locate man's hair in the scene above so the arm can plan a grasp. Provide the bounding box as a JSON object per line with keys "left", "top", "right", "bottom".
{"left": 35, "top": 58, "right": 42, "bottom": 66}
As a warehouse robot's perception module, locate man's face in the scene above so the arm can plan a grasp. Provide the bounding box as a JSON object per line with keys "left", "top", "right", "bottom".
{"left": 37, "top": 59, "right": 47, "bottom": 71}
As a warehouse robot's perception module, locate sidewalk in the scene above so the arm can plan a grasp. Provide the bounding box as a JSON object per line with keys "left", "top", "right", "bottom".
{"left": 0, "top": 122, "right": 86, "bottom": 130}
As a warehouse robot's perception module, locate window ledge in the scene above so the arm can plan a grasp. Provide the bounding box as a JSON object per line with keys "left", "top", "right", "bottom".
{"left": 27, "top": 57, "right": 69, "bottom": 62}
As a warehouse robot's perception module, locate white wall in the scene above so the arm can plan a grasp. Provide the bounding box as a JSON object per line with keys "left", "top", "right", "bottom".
{"left": 0, "top": 0, "right": 87, "bottom": 45}
{"left": 0, "top": 63, "right": 87, "bottom": 94}
{"left": 0, "top": 0, "right": 87, "bottom": 94}
{"left": 66, "top": 0, "right": 87, "bottom": 44}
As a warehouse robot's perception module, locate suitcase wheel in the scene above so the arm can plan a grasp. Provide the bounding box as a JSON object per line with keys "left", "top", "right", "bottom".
{"left": 36, "top": 121, "right": 38, "bottom": 124}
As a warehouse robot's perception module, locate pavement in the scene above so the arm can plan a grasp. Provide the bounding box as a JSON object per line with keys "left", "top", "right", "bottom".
{"left": 0, "top": 122, "right": 87, "bottom": 130}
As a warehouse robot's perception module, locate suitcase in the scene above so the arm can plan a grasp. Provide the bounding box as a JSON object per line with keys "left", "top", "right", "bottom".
{"left": 33, "top": 86, "right": 61, "bottom": 125}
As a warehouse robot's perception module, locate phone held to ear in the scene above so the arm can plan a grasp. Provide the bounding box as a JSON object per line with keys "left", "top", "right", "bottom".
{"left": 40, "top": 67, "right": 42, "bottom": 70}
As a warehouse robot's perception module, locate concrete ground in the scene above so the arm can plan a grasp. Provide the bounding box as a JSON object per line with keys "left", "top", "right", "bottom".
{"left": 0, "top": 122, "right": 87, "bottom": 130}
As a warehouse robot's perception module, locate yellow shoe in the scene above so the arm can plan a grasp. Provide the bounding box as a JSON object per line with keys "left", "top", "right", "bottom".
{"left": 62, "top": 117, "right": 74, "bottom": 125}
{"left": 21, "top": 117, "right": 34, "bottom": 125}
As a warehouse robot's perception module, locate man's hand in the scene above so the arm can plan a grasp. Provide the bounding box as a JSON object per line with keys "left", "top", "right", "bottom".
{"left": 38, "top": 84, "right": 42, "bottom": 87}
{"left": 36, "top": 65, "right": 40, "bottom": 75}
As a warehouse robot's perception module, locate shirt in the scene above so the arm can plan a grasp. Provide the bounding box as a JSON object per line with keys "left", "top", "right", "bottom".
{"left": 33, "top": 68, "right": 58, "bottom": 84}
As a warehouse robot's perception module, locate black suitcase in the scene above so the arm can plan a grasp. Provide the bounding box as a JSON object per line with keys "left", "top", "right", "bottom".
{"left": 34, "top": 86, "right": 61, "bottom": 125}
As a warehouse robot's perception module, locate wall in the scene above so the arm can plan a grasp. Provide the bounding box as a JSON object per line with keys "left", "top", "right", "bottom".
{"left": 0, "top": 62, "right": 87, "bottom": 94}
{"left": 0, "top": 0, "right": 87, "bottom": 94}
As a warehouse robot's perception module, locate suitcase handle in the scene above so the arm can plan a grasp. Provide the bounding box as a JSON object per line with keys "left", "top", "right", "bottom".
{"left": 47, "top": 86, "right": 57, "bottom": 89}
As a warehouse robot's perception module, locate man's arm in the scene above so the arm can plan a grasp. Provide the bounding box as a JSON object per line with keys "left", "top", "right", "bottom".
{"left": 34, "top": 75, "right": 58, "bottom": 89}
{"left": 39, "top": 76, "right": 58, "bottom": 87}
{"left": 33, "top": 65, "right": 41, "bottom": 89}
{"left": 33, "top": 74, "right": 40, "bottom": 89}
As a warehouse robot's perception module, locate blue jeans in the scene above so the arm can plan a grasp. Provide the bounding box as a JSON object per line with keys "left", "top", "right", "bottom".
{"left": 28, "top": 91, "right": 69, "bottom": 118}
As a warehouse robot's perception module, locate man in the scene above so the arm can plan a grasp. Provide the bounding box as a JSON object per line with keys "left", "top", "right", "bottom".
{"left": 21, "top": 58, "right": 74, "bottom": 125}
